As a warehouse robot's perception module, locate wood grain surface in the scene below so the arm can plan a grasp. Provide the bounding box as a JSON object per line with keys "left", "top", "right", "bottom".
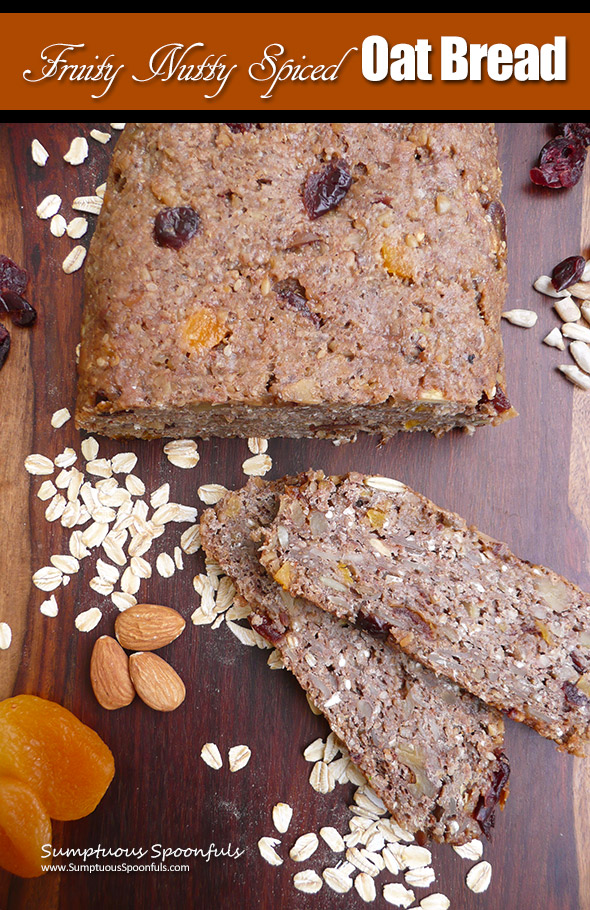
{"left": 0, "top": 121, "right": 589, "bottom": 910}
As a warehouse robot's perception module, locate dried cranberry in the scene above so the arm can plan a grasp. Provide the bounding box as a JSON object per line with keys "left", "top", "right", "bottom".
{"left": 226, "top": 123, "right": 255, "bottom": 133}
{"left": 473, "top": 754, "right": 510, "bottom": 837}
{"left": 0, "top": 255, "right": 29, "bottom": 295}
{"left": 0, "top": 324, "right": 10, "bottom": 370}
{"left": 356, "top": 610, "right": 391, "bottom": 637}
{"left": 551, "top": 255, "right": 586, "bottom": 292}
{"left": 482, "top": 385, "right": 512, "bottom": 414}
{"left": 563, "top": 680, "right": 590, "bottom": 707}
{"left": 0, "top": 290, "right": 37, "bottom": 327}
{"left": 557, "top": 123, "right": 590, "bottom": 147}
{"left": 303, "top": 158, "right": 352, "bottom": 219}
{"left": 154, "top": 206, "right": 201, "bottom": 250}
{"left": 274, "top": 277, "right": 321, "bottom": 327}
{"left": 530, "top": 136, "right": 587, "bottom": 189}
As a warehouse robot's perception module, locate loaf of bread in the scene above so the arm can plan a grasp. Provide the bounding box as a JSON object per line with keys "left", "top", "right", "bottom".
{"left": 200, "top": 477, "right": 510, "bottom": 844}
{"left": 259, "top": 470, "right": 590, "bottom": 755}
{"left": 75, "top": 122, "right": 514, "bottom": 440}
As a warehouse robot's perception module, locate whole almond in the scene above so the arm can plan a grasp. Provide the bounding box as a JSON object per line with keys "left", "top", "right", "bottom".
{"left": 128, "top": 652, "right": 186, "bottom": 712}
{"left": 90, "top": 635, "right": 135, "bottom": 710}
{"left": 114, "top": 603, "right": 186, "bottom": 651}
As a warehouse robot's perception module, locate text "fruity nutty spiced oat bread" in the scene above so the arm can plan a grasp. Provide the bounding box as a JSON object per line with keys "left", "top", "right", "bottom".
{"left": 75, "top": 122, "right": 515, "bottom": 440}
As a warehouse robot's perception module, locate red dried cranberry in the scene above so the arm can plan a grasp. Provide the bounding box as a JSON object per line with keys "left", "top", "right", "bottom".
{"left": 303, "top": 158, "right": 352, "bottom": 219}
{"left": 530, "top": 136, "right": 587, "bottom": 189}
{"left": 356, "top": 610, "right": 391, "bottom": 637}
{"left": 154, "top": 206, "right": 201, "bottom": 250}
{"left": 473, "top": 754, "right": 510, "bottom": 837}
{"left": 557, "top": 123, "right": 590, "bottom": 147}
{"left": 274, "top": 277, "right": 321, "bottom": 327}
{"left": 226, "top": 123, "right": 255, "bottom": 133}
{"left": 484, "top": 385, "right": 512, "bottom": 414}
{"left": 0, "top": 324, "right": 10, "bottom": 370}
{"left": 0, "top": 255, "right": 29, "bottom": 295}
{"left": 551, "top": 255, "right": 586, "bottom": 292}
{"left": 0, "top": 290, "right": 37, "bottom": 327}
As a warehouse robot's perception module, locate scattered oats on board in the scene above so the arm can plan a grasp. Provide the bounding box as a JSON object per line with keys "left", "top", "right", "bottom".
{"left": 72, "top": 195, "right": 103, "bottom": 215}
{"left": 466, "top": 859, "right": 492, "bottom": 893}
{"left": 67, "top": 217, "right": 89, "bottom": 239}
{"left": 241, "top": 454, "right": 272, "bottom": 477}
{"left": 36, "top": 194, "right": 62, "bottom": 220}
{"left": 163, "top": 439, "right": 199, "bottom": 469}
{"left": 247, "top": 437, "right": 268, "bottom": 454}
{"left": 290, "top": 833, "right": 319, "bottom": 863}
{"left": 383, "top": 882, "right": 415, "bottom": 907}
{"left": 31, "top": 138, "right": 49, "bottom": 166}
{"left": 419, "top": 894, "right": 451, "bottom": 910}
{"left": 51, "top": 407, "right": 71, "bottom": 429}
{"left": 405, "top": 866, "right": 435, "bottom": 888}
{"left": 228, "top": 745, "right": 251, "bottom": 772}
{"left": 320, "top": 826, "right": 345, "bottom": 853}
{"left": 156, "top": 553, "right": 175, "bottom": 578}
{"left": 32, "top": 566, "right": 63, "bottom": 591}
{"left": 272, "top": 803, "right": 293, "bottom": 834}
{"left": 62, "top": 245, "right": 87, "bottom": 274}
{"left": 63, "top": 136, "right": 89, "bottom": 165}
{"left": 25, "top": 453, "right": 54, "bottom": 476}
{"left": 90, "top": 129, "right": 111, "bottom": 144}
{"left": 39, "top": 595, "right": 59, "bottom": 617}
{"left": 75, "top": 607, "right": 102, "bottom": 632}
{"left": 258, "top": 837, "right": 283, "bottom": 866}
{"left": 200, "top": 742, "right": 223, "bottom": 770}
{"left": 0, "top": 622, "right": 12, "bottom": 650}
{"left": 198, "top": 484, "right": 227, "bottom": 505}
{"left": 453, "top": 838, "right": 483, "bottom": 861}
{"left": 355, "top": 871, "right": 377, "bottom": 902}
{"left": 293, "top": 869, "right": 323, "bottom": 894}
{"left": 322, "top": 865, "right": 353, "bottom": 894}
{"left": 50, "top": 214, "right": 67, "bottom": 237}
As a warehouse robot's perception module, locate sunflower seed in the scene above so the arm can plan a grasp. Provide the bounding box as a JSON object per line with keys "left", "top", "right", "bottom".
{"left": 293, "top": 869, "right": 323, "bottom": 893}
{"left": 36, "top": 194, "right": 62, "bottom": 219}
{"left": 272, "top": 803, "right": 293, "bottom": 834}
{"left": 25, "top": 453, "right": 54, "bottom": 475}
{"left": 555, "top": 296, "right": 581, "bottom": 323}
{"left": 40, "top": 595, "right": 59, "bottom": 617}
{"left": 453, "top": 838, "right": 483, "bottom": 861}
{"left": 63, "top": 136, "right": 89, "bottom": 165}
{"left": 290, "top": 833, "right": 319, "bottom": 862}
{"left": 355, "top": 872, "right": 376, "bottom": 902}
{"left": 558, "top": 364, "right": 590, "bottom": 390}
{"left": 420, "top": 894, "right": 450, "bottom": 910}
{"left": 533, "top": 275, "right": 571, "bottom": 298}
{"left": 466, "top": 860, "right": 492, "bottom": 893}
{"left": 569, "top": 280, "right": 590, "bottom": 300}
{"left": 364, "top": 476, "right": 406, "bottom": 494}
{"left": 0, "top": 622, "right": 12, "bottom": 650}
{"left": 198, "top": 484, "right": 228, "bottom": 505}
{"left": 228, "top": 745, "right": 251, "bottom": 772}
{"left": 383, "top": 882, "right": 415, "bottom": 907}
{"left": 62, "top": 245, "right": 87, "bottom": 274}
{"left": 31, "top": 138, "right": 49, "bottom": 166}
{"left": 258, "top": 837, "right": 282, "bottom": 866}
{"left": 543, "top": 326, "right": 566, "bottom": 350}
{"left": 72, "top": 195, "right": 103, "bottom": 215}
{"left": 75, "top": 607, "right": 102, "bottom": 632}
{"left": 570, "top": 340, "right": 590, "bottom": 374}
{"left": 562, "top": 322, "right": 590, "bottom": 342}
{"left": 322, "top": 866, "right": 353, "bottom": 894}
{"left": 502, "top": 308, "right": 538, "bottom": 328}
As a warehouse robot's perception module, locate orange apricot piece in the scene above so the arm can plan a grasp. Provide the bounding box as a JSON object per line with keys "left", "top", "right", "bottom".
{"left": 0, "top": 776, "right": 52, "bottom": 878}
{"left": 0, "top": 695, "right": 115, "bottom": 821}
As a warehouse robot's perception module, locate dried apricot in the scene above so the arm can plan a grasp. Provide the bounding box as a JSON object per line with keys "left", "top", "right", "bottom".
{"left": 0, "top": 776, "right": 52, "bottom": 878}
{"left": 0, "top": 695, "right": 114, "bottom": 821}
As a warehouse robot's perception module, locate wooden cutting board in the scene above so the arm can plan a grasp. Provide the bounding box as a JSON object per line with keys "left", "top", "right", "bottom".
{"left": 0, "top": 122, "right": 589, "bottom": 910}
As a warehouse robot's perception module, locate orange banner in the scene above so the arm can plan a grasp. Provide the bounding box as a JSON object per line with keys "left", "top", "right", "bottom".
{"left": 1, "top": 12, "right": 589, "bottom": 110}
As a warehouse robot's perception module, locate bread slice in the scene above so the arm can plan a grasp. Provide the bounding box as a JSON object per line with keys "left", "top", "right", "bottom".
{"left": 259, "top": 470, "right": 590, "bottom": 755}
{"left": 75, "top": 122, "right": 514, "bottom": 440}
{"left": 200, "top": 477, "right": 509, "bottom": 844}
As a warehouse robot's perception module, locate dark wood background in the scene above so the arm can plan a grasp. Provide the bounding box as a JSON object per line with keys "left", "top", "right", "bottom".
{"left": 1, "top": 122, "right": 589, "bottom": 910}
